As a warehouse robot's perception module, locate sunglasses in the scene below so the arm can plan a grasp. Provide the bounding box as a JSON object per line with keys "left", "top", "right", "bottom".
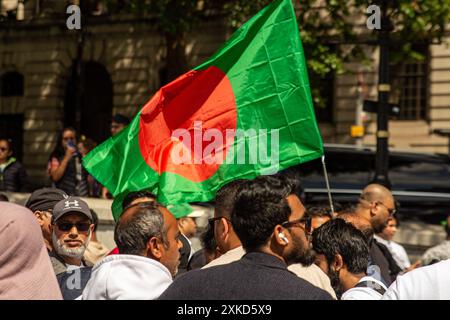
{"left": 376, "top": 201, "right": 397, "bottom": 216}
{"left": 56, "top": 222, "right": 91, "bottom": 232}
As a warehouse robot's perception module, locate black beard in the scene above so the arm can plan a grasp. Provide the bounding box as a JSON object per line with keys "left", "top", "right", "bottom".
{"left": 328, "top": 268, "right": 344, "bottom": 300}
{"left": 285, "top": 235, "right": 316, "bottom": 266}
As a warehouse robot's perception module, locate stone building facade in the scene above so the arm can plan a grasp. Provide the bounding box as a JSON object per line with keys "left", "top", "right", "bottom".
{"left": 1, "top": 0, "right": 450, "bottom": 188}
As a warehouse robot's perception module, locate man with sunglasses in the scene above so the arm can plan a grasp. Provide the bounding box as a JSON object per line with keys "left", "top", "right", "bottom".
{"left": 159, "top": 175, "right": 333, "bottom": 300}
{"left": 355, "top": 184, "right": 402, "bottom": 286}
{"left": 49, "top": 197, "right": 94, "bottom": 275}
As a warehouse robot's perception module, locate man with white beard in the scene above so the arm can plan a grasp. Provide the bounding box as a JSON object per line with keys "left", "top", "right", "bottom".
{"left": 49, "top": 197, "right": 94, "bottom": 275}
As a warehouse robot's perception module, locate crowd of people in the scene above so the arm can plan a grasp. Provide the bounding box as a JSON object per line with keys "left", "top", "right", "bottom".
{"left": 1, "top": 172, "right": 449, "bottom": 300}
{"left": 0, "top": 114, "right": 130, "bottom": 197}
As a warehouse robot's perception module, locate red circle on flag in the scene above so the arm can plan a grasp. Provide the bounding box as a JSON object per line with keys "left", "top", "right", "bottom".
{"left": 138, "top": 66, "right": 237, "bottom": 182}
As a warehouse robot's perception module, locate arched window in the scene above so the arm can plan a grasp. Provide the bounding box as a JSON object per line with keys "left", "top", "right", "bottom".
{"left": 64, "top": 61, "right": 113, "bottom": 143}
{"left": 0, "top": 71, "right": 24, "bottom": 97}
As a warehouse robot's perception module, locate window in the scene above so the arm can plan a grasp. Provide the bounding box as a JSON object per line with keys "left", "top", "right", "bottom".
{"left": 390, "top": 45, "right": 429, "bottom": 120}
{"left": 0, "top": 71, "right": 24, "bottom": 97}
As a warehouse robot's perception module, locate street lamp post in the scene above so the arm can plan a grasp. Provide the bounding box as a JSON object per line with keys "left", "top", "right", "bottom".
{"left": 372, "top": 0, "right": 393, "bottom": 188}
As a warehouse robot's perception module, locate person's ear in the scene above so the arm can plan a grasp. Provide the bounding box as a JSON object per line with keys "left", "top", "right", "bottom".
{"left": 89, "top": 224, "right": 95, "bottom": 233}
{"left": 369, "top": 201, "right": 378, "bottom": 217}
{"left": 34, "top": 212, "right": 44, "bottom": 226}
{"left": 332, "top": 254, "right": 344, "bottom": 272}
{"left": 274, "top": 225, "right": 289, "bottom": 246}
{"left": 221, "top": 217, "right": 230, "bottom": 236}
{"left": 147, "top": 236, "right": 163, "bottom": 259}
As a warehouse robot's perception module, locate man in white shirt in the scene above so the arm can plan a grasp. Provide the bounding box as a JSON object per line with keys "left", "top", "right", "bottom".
{"left": 82, "top": 201, "right": 182, "bottom": 299}
{"left": 382, "top": 259, "right": 450, "bottom": 300}
{"left": 312, "top": 218, "right": 387, "bottom": 300}
{"left": 375, "top": 215, "right": 411, "bottom": 270}
{"left": 203, "top": 179, "right": 337, "bottom": 298}
{"left": 421, "top": 215, "right": 450, "bottom": 266}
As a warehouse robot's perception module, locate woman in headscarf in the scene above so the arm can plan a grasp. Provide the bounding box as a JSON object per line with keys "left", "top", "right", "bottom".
{"left": 0, "top": 202, "right": 62, "bottom": 300}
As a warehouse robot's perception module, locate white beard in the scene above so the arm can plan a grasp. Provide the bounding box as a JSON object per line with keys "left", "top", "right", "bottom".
{"left": 52, "top": 231, "right": 91, "bottom": 260}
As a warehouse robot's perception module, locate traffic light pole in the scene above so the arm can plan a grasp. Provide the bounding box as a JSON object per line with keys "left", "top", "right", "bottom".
{"left": 373, "top": 2, "right": 391, "bottom": 188}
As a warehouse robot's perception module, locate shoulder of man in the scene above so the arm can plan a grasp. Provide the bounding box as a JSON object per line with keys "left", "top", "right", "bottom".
{"left": 49, "top": 252, "right": 68, "bottom": 275}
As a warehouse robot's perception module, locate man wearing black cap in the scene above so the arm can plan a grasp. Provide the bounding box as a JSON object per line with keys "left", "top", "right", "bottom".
{"left": 26, "top": 187, "right": 68, "bottom": 252}
{"left": 50, "top": 196, "right": 94, "bottom": 275}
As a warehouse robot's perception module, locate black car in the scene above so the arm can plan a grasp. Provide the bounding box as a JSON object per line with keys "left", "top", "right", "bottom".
{"left": 293, "top": 144, "right": 450, "bottom": 225}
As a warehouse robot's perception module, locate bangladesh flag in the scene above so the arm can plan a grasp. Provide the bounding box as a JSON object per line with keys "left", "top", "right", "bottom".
{"left": 83, "top": 0, "right": 323, "bottom": 220}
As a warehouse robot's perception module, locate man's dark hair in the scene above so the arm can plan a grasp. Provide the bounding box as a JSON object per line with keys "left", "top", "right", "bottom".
{"left": 0, "top": 193, "right": 9, "bottom": 202}
{"left": 114, "top": 202, "right": 167, "bottom": 255}
{"left": 306, "top": 205, "right": 333, "bottom": 219}
{"left": 122, "top": 190, "right": 157, "bottom": 210}
{"left": 214, "top": 180, "right": 244, "bottom": 219}
{"left": 279, "top": 169, "right": 305, "bottom": 203}
{"left": 90, "top": 209, "right": 99, "bottom": 232}
{"left": 231, "top": 175, "right": 294, "bottom": 251}
{"left": 312, "top": 218, "right": 369, "bottom": 274}
{"left": 112, "top": 114, "right": 130, "bottom": 125}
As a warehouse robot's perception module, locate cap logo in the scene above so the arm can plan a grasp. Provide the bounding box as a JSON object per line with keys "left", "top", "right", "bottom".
{"left": 64, "top": 200, "right": 81, "bottom": 210}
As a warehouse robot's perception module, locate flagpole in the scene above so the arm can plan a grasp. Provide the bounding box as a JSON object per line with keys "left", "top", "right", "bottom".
{"left": 321, "top": 156, "right": 334, "bottom": 215}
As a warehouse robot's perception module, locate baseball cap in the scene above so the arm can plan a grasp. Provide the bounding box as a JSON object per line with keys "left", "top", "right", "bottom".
{"left": 52, "top": 197, "right": 93, "bottom": 223}
{"left": 187, "top": 208, "right": 206, "bottom": 218}
{"left": 25, "top": 188, "right": 68, "bottom": 212}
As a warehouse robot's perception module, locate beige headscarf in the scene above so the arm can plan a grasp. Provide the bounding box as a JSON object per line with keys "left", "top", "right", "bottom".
{"left": 0, "top": 202, "right": 62, "bottom": 300}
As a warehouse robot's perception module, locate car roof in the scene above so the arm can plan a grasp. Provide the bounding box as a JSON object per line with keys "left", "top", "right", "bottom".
{"left": 324, "top": 143, "right": 450, "bottom": 162}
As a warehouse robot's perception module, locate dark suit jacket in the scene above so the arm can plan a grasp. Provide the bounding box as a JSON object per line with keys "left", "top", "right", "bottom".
{"left": 369, "top": 239, "right": 402, "bottom": 286}
{"left": 159, "top": 252, "right": 333, "bottom": 300}
{"left": 177, "top": 233, "right": 192, "bottom": 276}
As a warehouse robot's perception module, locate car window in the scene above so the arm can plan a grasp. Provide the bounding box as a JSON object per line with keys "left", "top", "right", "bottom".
{"left": 295, "top": 150, "right": 374, "bottom": 189}
{"left": 389, "top": 155, "right": 450, "bottom": 193}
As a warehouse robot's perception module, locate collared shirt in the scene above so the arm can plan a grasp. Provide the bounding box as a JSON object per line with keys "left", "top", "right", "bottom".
{"left": 341, "top": 276, "right": 387, "bottom": 300}
{"left": 374, "top": 235, "right": 411, "bottom": 270}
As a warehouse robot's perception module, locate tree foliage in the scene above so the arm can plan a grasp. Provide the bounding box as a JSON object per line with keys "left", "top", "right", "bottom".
{"left": 100, "top": 0, "right": 450, "bottom": 109}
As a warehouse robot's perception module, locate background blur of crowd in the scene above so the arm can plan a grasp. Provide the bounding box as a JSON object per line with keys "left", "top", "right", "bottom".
{"left": 0, "top": 113, "right": 130, "bottom": 197}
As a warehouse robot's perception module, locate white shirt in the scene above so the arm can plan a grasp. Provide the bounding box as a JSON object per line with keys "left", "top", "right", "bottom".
{"left": 382, "top": 259, "right": 450, "bottom": 300}
{"left": 374, "top": 235, "right": 411, "bottom": 270}
{"left": 82, "top": 254, "right": 173, "bottom": 300}
{"left": 341, "top": 276, "right": 387, "bottom": 300}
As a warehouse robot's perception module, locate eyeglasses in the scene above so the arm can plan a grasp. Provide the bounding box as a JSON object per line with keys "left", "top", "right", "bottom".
{"left": 360, "top": 198, "right": 397, "bottom": 216}
{"left": 377, "top": 202, "right": 397, "bottom": 216}
{"left": 55, "top": 222, "right": 91, "bottom": 232}
{"left": 281, "top": 215, "right": 312, "bottom": 235}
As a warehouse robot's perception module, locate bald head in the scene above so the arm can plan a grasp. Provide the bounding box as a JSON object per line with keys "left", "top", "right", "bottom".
{"left": 358, "top": 183, "right": 396, "bottom": 233}
{"left": 361, "top": 184, "right": 394, "bottom": 204}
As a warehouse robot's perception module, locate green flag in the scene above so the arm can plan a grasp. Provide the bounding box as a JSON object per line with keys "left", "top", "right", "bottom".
{"left": 83, "top": 0, "right": 323, "bottom": 221}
